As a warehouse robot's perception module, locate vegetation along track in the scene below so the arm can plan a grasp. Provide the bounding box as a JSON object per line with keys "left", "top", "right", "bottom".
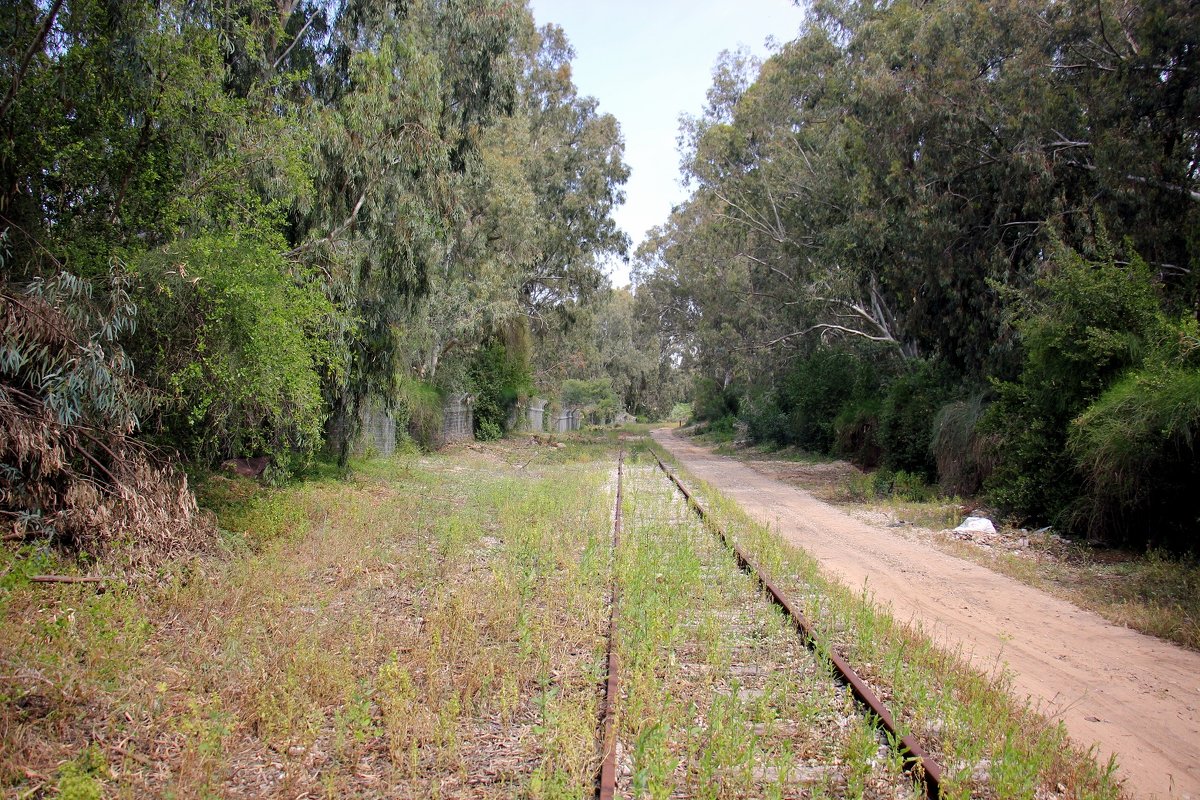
{"left": 597, "top": 445, "right": 929, "bottom": 799}
{"left": 1, "top": 438, "right": 1126, "bottom": 797}
{"left": 648, "top": 448, "right": 943, "bottom": 797}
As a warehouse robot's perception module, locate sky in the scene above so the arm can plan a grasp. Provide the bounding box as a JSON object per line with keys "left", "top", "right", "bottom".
{"left": 527, "top": 0, "right": 807, "bottom": 287}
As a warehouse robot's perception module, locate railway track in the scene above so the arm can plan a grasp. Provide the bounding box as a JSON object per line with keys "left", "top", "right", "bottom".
{"left": 596, "top": 445, "right": 942, "bottom": 799}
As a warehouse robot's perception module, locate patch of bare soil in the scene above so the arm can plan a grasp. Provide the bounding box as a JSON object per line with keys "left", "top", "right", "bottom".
{"left": 653, "top": 428, "right": 1200, "bottom": 800}
{"left": 742, "top": 458, "right": 863, "bottom": 497}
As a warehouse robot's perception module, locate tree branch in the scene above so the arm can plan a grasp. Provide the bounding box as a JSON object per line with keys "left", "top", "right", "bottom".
{"left": 0, "top": 0, "right": 64, "bottom": 120}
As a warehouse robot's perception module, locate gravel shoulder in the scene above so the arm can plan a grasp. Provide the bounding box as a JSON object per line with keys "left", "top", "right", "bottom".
{"left": 652, "top": 428, "right": 1200, "bottom": 800}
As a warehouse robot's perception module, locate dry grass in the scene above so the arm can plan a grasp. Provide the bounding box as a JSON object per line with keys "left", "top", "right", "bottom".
{"left": 0, "top": 431, "right": 1139, "bottom": 799}
{"left": 0, "top": 440, "right": 612, "bottom": 798}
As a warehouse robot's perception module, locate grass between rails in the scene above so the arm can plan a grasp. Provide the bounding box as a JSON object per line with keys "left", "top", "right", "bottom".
{"left": 614, "top": 455, "right": 918, "bottom": 800}
{"left": 640, "top": 440, "right": 1126, "bottom": 800}
{"left": 0, "top": 440, "right": 613, "bottom": 798}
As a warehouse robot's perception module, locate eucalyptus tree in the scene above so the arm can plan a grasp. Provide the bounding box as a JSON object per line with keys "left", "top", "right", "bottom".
{"left": 288, "top": 0, "right": 524, "bottom": 461}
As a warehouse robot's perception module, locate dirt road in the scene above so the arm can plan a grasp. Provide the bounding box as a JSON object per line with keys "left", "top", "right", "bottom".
{"left": 653, "top": 428, "right": 1200, "bottom": 800}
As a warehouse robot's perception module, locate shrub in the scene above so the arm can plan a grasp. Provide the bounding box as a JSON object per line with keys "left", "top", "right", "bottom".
{"left": 743, "top": 391, "right": 789, "bottom": 444}
{"left": 470, "top": 338, "right": 532, "bottom": 437}
{"left": 132, "top": 231, "right": 334, "bottom": 473}
{"left": 878, "top": 362, "right": 951, "bottom": 478}
{"left": 833, "top": 398, "right": 882, "bottom": 468}
{"left": 692, "top": 377, "right": 740, "bottom": 422}
{"left": 396, "top": 377, "right": 443, "bottom": 450}
{"left": 476, "top": 419, "right": 503, "bottom": 441}
{"left": 891, "top": 470, "right": 933, "bottom": 502}
{"left": 1069, "top": 357, "right": 1200, "bottom": 552}
{"left": 931, "top": 394, "right": 994, "bottom": 496}
{"left": 984, "top": 242, "right": 1165, "bottom": 527}
{"left": 778, "top": 348, "right": 885, "bottom": 452}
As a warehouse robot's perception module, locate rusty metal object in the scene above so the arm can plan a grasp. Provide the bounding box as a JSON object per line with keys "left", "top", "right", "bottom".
{"left": 597, "top": 449, "right": 623, "bottom": 800}
{"left": 650, "top": 450, "right": 943, "bottom": 799}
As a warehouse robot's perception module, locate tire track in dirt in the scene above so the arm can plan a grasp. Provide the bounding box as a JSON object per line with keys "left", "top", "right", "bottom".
{"left": 652, "top": 428, "right": 1200, "bottom": 800}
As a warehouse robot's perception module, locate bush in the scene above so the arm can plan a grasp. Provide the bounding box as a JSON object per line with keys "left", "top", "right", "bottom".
{"left": 891, "top": 470, "right": 933, "bottom": 502}
{"left": 878, "top": 361, "right": 952, "bottom": 478}
{"left": 470, "top": 338, "right": 532, "bottom": 437}
{"left": 692, "top": 378, "right": 740, "bottom": 422}
{"left": 743, "top": 391, "right": 789, "bottom": 444}
{"left": 132, "top": 231, "right": 334, "bottom": 473}
{"left": 778, "top": 348, "right": 885, "bottom": 452}
{"left": 1069, "top": 357, "right": 1200, "bottom": 552}
{"left": 842, "top": 467, "right": 932, "bottom": 502}
{"left": 984, "top": 242, "right": 1165, "bottom": 527}
{"left": 396, "top": 378, "right": 443, "bottom": 450}
{"left": 932, "top": 394, "right": 994, "bottom": 496}
{"left": 833, "top": 398, "right": 882, "bottom": 468}
{"left": 476, "top": 419, "right": 503, "bottom": 441}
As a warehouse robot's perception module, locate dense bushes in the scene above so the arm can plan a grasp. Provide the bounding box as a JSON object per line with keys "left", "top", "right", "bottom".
{"left": 692, "top": 378, "right": 741, "bottom": 424}
{"left": 1068, "top": 338, "right": 1200, "bottom": 551}
{"left": 877, "top": 362, "right": 951, "bottom": 478}
{"left": 132, "top": 233, "right": 334, "bottom": 473}
{"left": 717, "top": 242, "right": 1200, "bottom": 553}
{"left": 469, "top": 338, "right": 532, "bottom": 439}
{"left": 777, "top": 348, "right": 884, "bottom": 452}
{"left": 984, "top": 244, "right": 1170, "bottom": 538}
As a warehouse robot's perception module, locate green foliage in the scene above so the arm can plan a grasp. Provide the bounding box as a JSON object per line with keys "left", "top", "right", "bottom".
{"left": 1069, "top": 347, "right": 1200, "bottom": 551}
{"left": 0, "top": 0, "right": 630, "bottom": 549}
{"left": 878, "top": 362, "right": 952, "bottom": 478}
{"left": 985, "top": 244, "right": 1166, "bottom": 528}
{"left": 133, "top": 232, "right": 334, "bottom": 473}
{"left": 668, "top": 403, "right": 693, "bottom": 423}
{"left": 55, "top": 745, "right": 108, "bottom": 800}
{"left": 476, "top": 419, "right": 503, "bottom": 442}
{"left": 743, "top": 391, "right": 790, "bottom": 445}
{"left": 777, "top": 348, "right": 884, "bottom": 452}
{"left": 395, "top": 377, "right": 443, "bottom": 451}
{"left": 632, "top": 0, "right": 1199, "bottom": 551}
{"left": 842, "top": 468, "right": 932, "bottom": 503}
{"left": 691, "top": 378, "right": 740, "bottom": 423}
{"left": 470, "top": 339, "right": 532, "bottom": 437}
{"left": 832, "top": 398, "right": 882, "bottom": 469}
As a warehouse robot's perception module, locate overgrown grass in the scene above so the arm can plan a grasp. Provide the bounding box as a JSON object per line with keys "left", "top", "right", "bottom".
{"left": 615, "top": 454, "right": 916, "bottom": 798}
{"left": 0, "top": 434, "right": 1139, "bottom": 798}
{"left": 0, "top": 441, "right": 614, "bottom": 797}
{"left": 644, "top": 441, "right": 1125, "bottom": 800}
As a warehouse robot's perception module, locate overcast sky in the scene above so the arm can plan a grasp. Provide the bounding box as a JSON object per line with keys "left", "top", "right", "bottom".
{"left": 527, "top": 0, "right": 807, "bottom": 286}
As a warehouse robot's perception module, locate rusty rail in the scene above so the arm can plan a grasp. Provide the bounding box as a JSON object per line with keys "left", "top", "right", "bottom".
{"left": 649, "top": 449, "right": 943, "bottom": 799}
{"left": 596, "top": 449, "right": 623, "bottom": 800}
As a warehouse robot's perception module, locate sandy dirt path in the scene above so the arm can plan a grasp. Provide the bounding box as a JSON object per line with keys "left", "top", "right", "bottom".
{"left": 652, "top": 428, "right": 1200, "bottom": 800}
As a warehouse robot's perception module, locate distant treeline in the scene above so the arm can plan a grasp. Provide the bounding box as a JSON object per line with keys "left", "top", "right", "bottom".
{"left": 633, "top": 0, "right": 1199, "bottom": 551}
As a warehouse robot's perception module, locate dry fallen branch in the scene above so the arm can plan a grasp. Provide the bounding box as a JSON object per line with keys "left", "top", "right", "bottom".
{"left": 28, "top": 574, "right": 110, "bottom": 584}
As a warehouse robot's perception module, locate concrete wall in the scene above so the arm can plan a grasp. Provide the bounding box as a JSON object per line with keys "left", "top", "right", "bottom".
{"left": 527, "top": 398, "right": 547, "bottom": 432}
{"left": 357, "top": 403, "right": 397, "bottom": 457}
{"left": 443, "top": 394, "right": 474, "bottom": 442}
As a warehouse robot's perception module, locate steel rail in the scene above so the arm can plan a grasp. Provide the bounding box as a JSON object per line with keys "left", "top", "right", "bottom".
{"left": 596, "top": 449, "right": 623, "bottom": 800}
{"left": 649, "top": 448, "right": 943, "bottom": 799}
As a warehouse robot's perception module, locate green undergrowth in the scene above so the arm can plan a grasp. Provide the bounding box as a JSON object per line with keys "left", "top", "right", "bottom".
{"left": 644, "top": 443, "right": 1124, "bottom": 800}
{"left": 616, "top": 455, "right": 916, "bottom": 798}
